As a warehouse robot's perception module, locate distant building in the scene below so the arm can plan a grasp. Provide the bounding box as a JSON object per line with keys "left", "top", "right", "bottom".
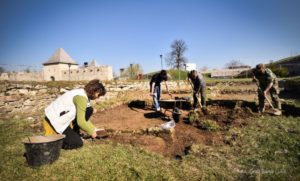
{"left": 227, "top": 65, "right": 251, "bottom": 69}
{"left": 43, "top": 48, "right": 113, "bottom": 81}
{"left": 274, "top": 54, "right": 300, "bottom": 76}
{"left": 43, "top": 48, "right": 79, "bottom": 81}
{"left": 207, "top": 68, "right": 251, "bottom": 78}
{"left": 0, "top": 48, "right": 113, "bottom": 81}
{"left": 89, "top": 59, "right": 98, "bottom": 67}
{"left": 185, "top": 63, "right": 197, "bottom": 71}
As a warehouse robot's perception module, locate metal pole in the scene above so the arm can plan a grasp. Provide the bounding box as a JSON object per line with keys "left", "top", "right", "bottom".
{"left": 120, "top": 68, "right": 124, "bottom": 78}
{"left": 160, "top": 54, "right": 163, "bottom": 70}
{"left": 130, "top": 63, "right": 133, "bottom": 80}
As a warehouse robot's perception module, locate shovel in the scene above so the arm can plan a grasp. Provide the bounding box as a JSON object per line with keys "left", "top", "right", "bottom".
{"left": 255, "top": 82, "right": 282, "bottom": 116}
{"left": 82, "top": 129, "right": 109, "bottom": 140}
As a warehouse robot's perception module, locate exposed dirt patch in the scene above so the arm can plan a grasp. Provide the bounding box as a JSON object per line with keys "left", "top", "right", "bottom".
{"left": 90, "top": 86, "right": 299, "bottom": 158}
{"left": 91, "top": 104, "right": 163, "bottom": 131}
{"left": 91, "top": 98, "right": 259, "bottom": 157}
{"left": 187, "top": 100, "right": 258, "bottom": 131}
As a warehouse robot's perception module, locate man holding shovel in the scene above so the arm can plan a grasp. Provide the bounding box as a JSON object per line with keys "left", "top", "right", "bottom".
{"left": 252, "top": 64, "right": 281, "bottom": 115}
{"left": 150, "top": 70, "right": 172, "bottom": 111}
{"left": 188, "top": 70, "right": 207, "bottom": 113}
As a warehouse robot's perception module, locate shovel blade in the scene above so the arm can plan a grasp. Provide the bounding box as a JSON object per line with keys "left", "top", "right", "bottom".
{"left": 270, "top": 109, "right": 282, "bottom": 116}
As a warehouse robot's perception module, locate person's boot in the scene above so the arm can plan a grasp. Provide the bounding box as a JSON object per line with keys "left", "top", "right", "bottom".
{"left": 202, "top": 107, "right": 209, "bottom": 115}
{"left": 276, "top": 101, "right": 282, "bottom": 110}
{"left": 258, "top": 106, "right": 265, "bottom": 115}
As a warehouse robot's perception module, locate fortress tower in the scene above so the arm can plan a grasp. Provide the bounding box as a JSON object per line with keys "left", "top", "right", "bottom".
{"left": 43, "top": 48, "right": 79, "bottom": 81}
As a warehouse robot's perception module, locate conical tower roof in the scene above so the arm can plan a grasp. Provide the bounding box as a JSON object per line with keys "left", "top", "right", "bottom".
{"left": 43, "top": 48, "right": 78, "bottom": 65}
{"left": 89, "top": 59, "right": 98, "bottom": 67}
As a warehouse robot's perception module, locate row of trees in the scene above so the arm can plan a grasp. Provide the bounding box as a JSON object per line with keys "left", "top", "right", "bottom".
{"left": 120, "top": 64, "right": 143, "bottom": 78}
{"left": 120, "top": 39, "right": 255, "bottom": 79}
{"left": 0, "top": 67, "right": 5, "bottom": 74}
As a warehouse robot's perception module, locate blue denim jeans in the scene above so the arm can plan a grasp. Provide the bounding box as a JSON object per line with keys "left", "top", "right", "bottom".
{"left": 153, "top": 86, "right": 161, "bottom": 110}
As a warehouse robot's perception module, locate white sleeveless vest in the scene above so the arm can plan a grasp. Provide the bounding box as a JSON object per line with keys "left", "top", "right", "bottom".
{"left": 45, "top": 89, "right": 89, "bottom": 134}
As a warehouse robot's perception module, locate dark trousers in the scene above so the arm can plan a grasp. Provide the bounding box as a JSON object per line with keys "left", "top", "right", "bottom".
{"left": 193, "top": 86, "right": 206, "bottom": 109}
{"left": 62, "top": 107, "right": 93, "bottom": 150}
{"left": 258, "top": 86, "right": 281, "bottom": 112}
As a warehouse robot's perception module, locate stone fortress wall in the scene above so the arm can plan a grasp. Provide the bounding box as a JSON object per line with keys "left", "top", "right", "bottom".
{"left": 0, "top": 65, "right": 113, "bottom": 82}
{"left": 0, "top": 72, "right": 44, "bottom": 81}
{"left": 0, "top": 48, "right": 113, "bottom": 82}
{"left": 0, "top": 80, "right": 190, "bottom": 120}
{"left": 61, "top": 65, "right": 113, "bottom": 81}
{"left": 204, "top": 68, "right": 251, "bottom": 78}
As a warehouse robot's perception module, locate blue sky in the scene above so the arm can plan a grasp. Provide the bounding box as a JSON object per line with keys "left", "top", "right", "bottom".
{"left": 0, "top": 0, "right": 299, "bottom": 74}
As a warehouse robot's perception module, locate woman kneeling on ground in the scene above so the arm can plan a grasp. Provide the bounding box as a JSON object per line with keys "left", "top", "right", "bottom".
{"left": 43, "top": 79, "right": 106, "bottom": 149}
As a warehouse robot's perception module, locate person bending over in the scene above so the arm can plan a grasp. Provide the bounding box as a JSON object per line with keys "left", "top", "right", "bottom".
{"left": 43, "top": 79, "right": 106, "bottom": 149}
{"left": 252, "top": 64, "right": 281, "bottom": 114}
{"left": 150, "top": 70, "right": 172, "bottom": 111}
{"left": 188, "top": 70, "right": 207, "bottom": 112}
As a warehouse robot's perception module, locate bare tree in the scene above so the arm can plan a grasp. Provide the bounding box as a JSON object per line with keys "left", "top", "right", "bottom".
{"left": 225, "top": 60, "right": 247, "bottom": 69}
{"left": 166, "top": 39, "right": 188, "bottom": 69}
{"left": 24, "top": 67, "right": 31, "bottom": 73}
{"left": 124, "top": 63, "right": 143, "bottom": 78}
{"left": 0, "top": 67, "right": 5, "bottom": 74}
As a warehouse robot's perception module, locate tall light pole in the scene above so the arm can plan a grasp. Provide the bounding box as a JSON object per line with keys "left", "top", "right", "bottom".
{"left": 130, "top": 63, "right": 133, "bottom": 80}
{"left": 160, "top": 54, "right": 163, "bottom": 70}
{"left": 120, "top": 68, "right": 124, "bottom": 78}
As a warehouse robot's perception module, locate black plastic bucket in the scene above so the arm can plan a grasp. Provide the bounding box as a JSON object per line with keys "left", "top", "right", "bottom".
{"left": 172, "top": 112, "right": 181, "bottom": 123}
{"left": 22, "top": 135, "right": 65, "bottom": 167}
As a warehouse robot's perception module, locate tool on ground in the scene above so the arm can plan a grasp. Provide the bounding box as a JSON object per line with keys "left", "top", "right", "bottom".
{"left": 255, "top": 81, "right": 282, "bottom": 116}
{"left": 172, "top": 107, "right": 182, "bottom": 122}
{"left": 159, "top": 99, "right": 184, "bottom": 121}
{"left": 82, "top": 128, "right": 108, "bottom": 140}
{"left": 160, "top": 119, "right": 176, "bottom": 130}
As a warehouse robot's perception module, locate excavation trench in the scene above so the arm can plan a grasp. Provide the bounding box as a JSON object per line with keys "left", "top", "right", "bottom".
{"left": 91, "top": 99, "right": 299, "bottom": 158}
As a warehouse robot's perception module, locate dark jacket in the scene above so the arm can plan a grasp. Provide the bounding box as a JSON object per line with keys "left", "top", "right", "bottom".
{"left": 253, "top": 68, "right": 277, "bottom": 88}
{"left": 189, "top": 74, "right": 206, "bottom": 93}
{"left": 150, "top": 73, "right": 164, "bottom": 87}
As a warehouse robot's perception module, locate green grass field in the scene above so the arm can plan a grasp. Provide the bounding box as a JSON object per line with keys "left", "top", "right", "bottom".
{"left": 1, "top": 114, "right": 300, "bottom": 180}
